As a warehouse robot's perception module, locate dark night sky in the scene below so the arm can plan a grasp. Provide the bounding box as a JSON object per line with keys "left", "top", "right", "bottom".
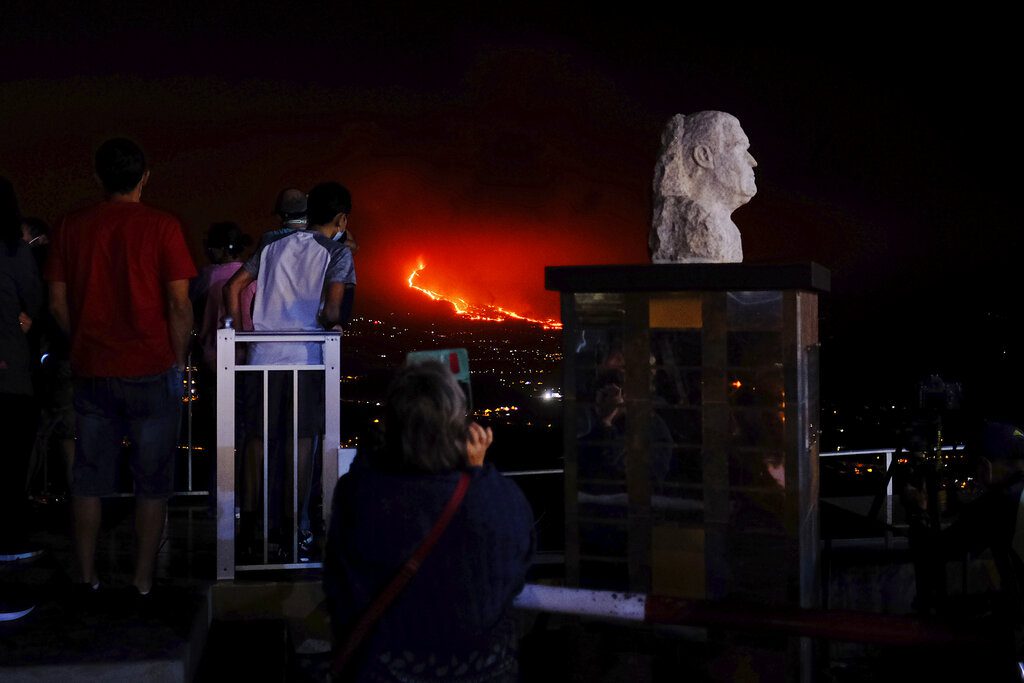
{"left": 2, "top": 5, "right": 1019, "bottom": 408}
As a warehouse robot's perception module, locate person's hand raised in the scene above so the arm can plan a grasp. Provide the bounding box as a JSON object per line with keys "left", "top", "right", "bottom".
{"left": 466, "top": 422, "right": 493, "bottom": 467}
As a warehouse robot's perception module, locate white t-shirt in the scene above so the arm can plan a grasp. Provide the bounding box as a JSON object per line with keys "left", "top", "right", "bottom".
{"left": 242, "top": 229, "right": 355, "bottom": 365}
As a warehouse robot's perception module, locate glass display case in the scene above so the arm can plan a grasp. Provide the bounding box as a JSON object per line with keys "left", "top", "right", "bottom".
{"left": 546, "top": 263, "right": 829, "bottom": 610}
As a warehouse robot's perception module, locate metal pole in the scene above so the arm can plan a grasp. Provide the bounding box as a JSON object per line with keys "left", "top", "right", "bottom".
{"left": 263, "top": 369, "right": 269, "bottom": 565}
{"left": 215, "top": 327, "right": 237, "bottom": 580}
{"left": 323, "top": 334, "right": 341, "bottom": 532}
{"left": 885, "top": 449, "right": 894, "bottom": 550}
{"left": 186, "top": 354, "right": 193, "bottom": 492}
{"left": 42, "top": 428, "right": 49, "bottom": 496}
{"left": 292, "top": 369, "right": 299, "bottom": 563}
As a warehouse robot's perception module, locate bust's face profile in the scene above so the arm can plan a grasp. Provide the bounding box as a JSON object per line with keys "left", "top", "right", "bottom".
{"left": 710, "top": 117, "right": 757, "bottom": 206}
{"left": 650, "top": 111, "right": 753, "bottom": 263}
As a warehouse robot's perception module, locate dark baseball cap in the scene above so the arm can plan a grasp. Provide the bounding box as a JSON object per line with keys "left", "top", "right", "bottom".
{"left": 274, "top": 188, "right": 307, "bottom": 222}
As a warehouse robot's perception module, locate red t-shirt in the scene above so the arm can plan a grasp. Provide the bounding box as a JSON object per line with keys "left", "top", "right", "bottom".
{"left": 45, "top": 201, "right": 197, "bottom": 377}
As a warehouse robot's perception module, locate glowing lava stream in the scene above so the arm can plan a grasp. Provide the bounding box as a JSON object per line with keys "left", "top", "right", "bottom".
{"left": 407, "top": 262, "right": 562, "bottom": 330}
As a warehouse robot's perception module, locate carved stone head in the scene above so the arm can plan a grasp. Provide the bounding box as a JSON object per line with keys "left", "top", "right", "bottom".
{"left": 654, "top": 111, "right": 757, "bottom": 211}
{"left": 650, "top": 111, "right": 757, "bottom": 263}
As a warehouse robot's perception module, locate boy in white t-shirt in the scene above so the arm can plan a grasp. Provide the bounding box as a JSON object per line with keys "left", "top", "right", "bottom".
{"left": 225, "top": 182, "right": 356, "bottom": 559}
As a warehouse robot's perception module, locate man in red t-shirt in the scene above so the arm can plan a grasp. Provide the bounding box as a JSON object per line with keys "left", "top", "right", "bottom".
{"left": 46, "top": 138, "right": 196, "bottom": 596}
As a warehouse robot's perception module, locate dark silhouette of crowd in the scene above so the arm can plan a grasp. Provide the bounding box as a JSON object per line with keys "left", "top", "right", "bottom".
{"left": 1, "top": 138, "right": 535, "bottom": 683}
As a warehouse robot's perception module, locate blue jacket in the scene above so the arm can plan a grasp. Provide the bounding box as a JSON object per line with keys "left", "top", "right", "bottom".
{"left": 324, "top": 461, "right": 534, "bottom": 678}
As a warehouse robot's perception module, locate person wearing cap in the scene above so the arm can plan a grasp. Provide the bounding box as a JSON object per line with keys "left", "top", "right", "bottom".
{"left": 274, "top": 187, "right": 309, "bottom": 230}
{"left": 272, "top": 186, "right": 358, "bottom": 253}
{"left": 224, "top": 181, "right": 356, "bottom": 560}
{"left": 227, "top": 189, "right": 308, "bottom": 337}
{"left": 236, "top": 186, "right": 310, "bottom": 330}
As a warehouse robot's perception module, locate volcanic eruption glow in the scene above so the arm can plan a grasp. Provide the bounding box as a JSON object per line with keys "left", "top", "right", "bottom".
{"left": 407, "top": 262, "right": 562, "bottom": 329}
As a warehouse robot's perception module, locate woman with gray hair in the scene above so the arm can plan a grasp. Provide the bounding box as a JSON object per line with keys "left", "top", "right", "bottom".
{"left": 324, "top": 360, "right": 534, "bottom": 682}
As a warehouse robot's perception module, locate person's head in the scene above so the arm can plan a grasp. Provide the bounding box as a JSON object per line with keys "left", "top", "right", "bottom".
{"left": 95, "top": 138, "right": 148, "bottom": 196}
{"left": 204, "top": 221, "right": 253, "bottom": 263}
{"left": 763, "top": 451, "right": 785, "bottom": 488}
{"left": 307, "top": 181, "right": 351, "bottom": 235}
{"left": 274, "top": 187, "right": 308, "bottom": 228}
{"left": 655, "top": 111, "right": 757, "bottom": 211}
{"left": 379, "top": 360, "right": 468, "bottom": 473}
{"left": 970, "top": 421, "right": 1024, "bottom": 486}
{"left": 1, "top": 176, "right": 22, "bottom": 251}
{"left": 21, "top": 216, "right": 49, "bottom": 247}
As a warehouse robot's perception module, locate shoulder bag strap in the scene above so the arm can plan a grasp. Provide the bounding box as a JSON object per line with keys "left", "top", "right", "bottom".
{"left": 330, "top": 470, "right": 473, "bottom": 677}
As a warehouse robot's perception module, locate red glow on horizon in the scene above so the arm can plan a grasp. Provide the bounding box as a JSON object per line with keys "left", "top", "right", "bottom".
{"left": 407, "top": 262, "right": 562, "bottom": 330}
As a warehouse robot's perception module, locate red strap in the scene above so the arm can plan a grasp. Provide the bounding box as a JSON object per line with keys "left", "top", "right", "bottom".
{"left": 331, "top": 471, "right": 472, "bottom": 676}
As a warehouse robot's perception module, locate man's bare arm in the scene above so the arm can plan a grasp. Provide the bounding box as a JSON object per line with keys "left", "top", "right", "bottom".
{"left": 49, "top": 281, "right": 71, "bottom": 335}
{"left": 339, "top": 284, "right": 355, "bottom": 328}
{"left": 165, "top": 279, "right": 194, "bottom": 369}
{"left": 223, "top": 269, "right": 255, "bottom": 327}
{"left": 319, "top": 282, "right": 347, "bottom": 330}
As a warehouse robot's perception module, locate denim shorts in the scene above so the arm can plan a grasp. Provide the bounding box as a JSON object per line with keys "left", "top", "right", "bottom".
{"left": 72, "top": 367, "right": 184, "bottom": 498}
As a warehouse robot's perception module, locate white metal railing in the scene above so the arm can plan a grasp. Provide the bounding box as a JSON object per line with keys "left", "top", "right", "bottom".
{"left": 216, "top": 328, "right": 341, "bottom": 579}
{"left": 500, "top": 445, "right": 967, "bottom": 541}
{"left": 503, "top": 469, "right": 563, "bottom": 477}
{"left": 819, "top": 444, "right": 965, "bottom": 534}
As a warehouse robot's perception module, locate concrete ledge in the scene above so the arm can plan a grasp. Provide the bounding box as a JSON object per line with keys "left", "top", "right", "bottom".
{"left": 0, "top": 583, "right": 211, "bottom": 683}
{"left": 212, "top": 579, "right": 331, "bottom": 654}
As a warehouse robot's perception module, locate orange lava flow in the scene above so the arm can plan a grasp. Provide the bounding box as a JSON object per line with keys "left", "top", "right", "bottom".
{"left": 407, "top": 262, "right": 562, "bottom": 330}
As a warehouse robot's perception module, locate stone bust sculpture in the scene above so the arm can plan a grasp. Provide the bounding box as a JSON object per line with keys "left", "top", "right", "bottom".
{"left": 650, "top": 111, "right": 757, "bottom": 263}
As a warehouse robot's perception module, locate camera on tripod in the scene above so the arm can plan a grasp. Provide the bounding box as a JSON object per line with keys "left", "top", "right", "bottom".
{"left": 918, "top": 374, "right": 962, "bottom": 416}
{"left": 900, "top": 374, "right": 962, "bottom": 458}
{"left": 896, "top": 375, "right": 967, "bottom": 521}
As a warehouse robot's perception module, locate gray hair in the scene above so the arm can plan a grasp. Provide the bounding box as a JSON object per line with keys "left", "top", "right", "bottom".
{"left": 380, "top": 360, "right": 468, "bottom": 473}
